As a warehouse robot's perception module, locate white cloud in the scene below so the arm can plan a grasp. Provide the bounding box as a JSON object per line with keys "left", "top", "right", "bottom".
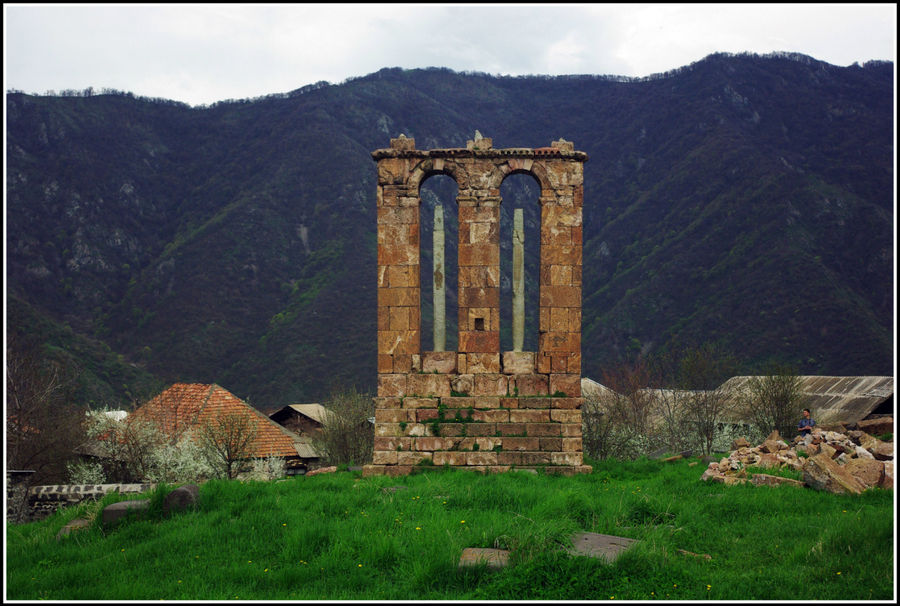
{"left": 4, "top": 3, "right": 895, "bottom": 106}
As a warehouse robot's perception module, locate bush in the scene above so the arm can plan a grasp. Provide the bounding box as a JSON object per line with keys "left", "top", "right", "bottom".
{"left": 310, "top": 387, "right": 374, "bottom": 466}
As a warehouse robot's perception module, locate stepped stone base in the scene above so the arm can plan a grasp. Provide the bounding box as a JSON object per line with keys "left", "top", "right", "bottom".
{"left": 367, "top": 393, "right": 588, "bottom": 477}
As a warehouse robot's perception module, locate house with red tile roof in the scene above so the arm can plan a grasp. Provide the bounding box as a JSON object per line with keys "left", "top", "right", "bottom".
{"left": 131, "top": 383, "right": 320, "bottom": 474}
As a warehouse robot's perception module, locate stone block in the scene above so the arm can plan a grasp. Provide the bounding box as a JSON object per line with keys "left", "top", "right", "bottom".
{"left": 377, "top": 374, "right": 407, "bottom": 397}
{"left": 803, "top": 453, "right": 865, "bottom": 494}
{"left": 551, "top": 409, "right": 581, "bottom": 424}
{"left": 472, "top": 409, "right": 510, "bottom": 423}
{"left": 163, "top": 484, "right": 199, "bottom": 516}
{"left": 472, "top": 374, "right": 508, "bottom": 396}
{"left": 560, "top": 424, "right": 582, "bottom": 437}
{"left": 459, "top": 330, "right": 500, "bottom": 353}
{"left": 551, "top": 397, "right": 582, "bottom": 410}
{"left": 509, "top": 409, "right": 550, "bottom": 423}
{"left": 459, "top": 547, "right": 510, "bottom": 569}
{"left": 465, "top": 423, "right": 498, "bottom": 436}
{"left": 402, "top": 397, "right": 439, "bottom": 409}
{"left": 502, "top": 351, "right": 535, "bottom": 374}
{"left": 375, "top": 408, "right": 414, "bottom": 423}
{"left": 102, "top": 499, "right": 150, "bottom": 527}
{"left": 467, "top": 452, "right": 498, "bottom": 466}
{"left": 539, "top": 437, "right": 562, "bottom": 451}
{"left": 422, "top": 351, "right": 457, "bottom": 374}
{"left": 510, "top": 374, "right": 549, "bottom": 396}
{"left": 407, "top": 373, "right": 451, "bottom": 397}
{"left": 450, "top": 374, "right": 474, "bottom": 395}
{"left": 552, "top": 452, "right": 583, "bottom": 466}
{"left": 857, "top": 417, "right": 893, "bottom": 436}
{"left": 502, "top": 437, "right": 540, "bottom": 451}
{"left": 56, "top": 518, "right": 92, "bottom": 540}
{"left": 528, "top": 423, "right": 562, "bottom": 437}
{"left": 520, "top": 397, "right": 552, "bottom": 409}
{"left": 550, "top": 374, "right": 582, "bottom": 397}
{"left": 496, "top": 423, "right": 527, "bottom": 436}
{"left": 398, "top": 451, "right": 431, "bottom": 466}
{"left": 373, "top": 450, "right": 399, "bottom": 465}
{"left": 467, "top": 353, "right": 501, "bottom": 374}
{"left": 433, "top": 451, "right": 468, "bottom": 466}
{"left": 844, "top": 458, "right": 885, "bottom": 489}
{"left": 415, "top": 437, "right": 457, "bottom": 451}
{"left": 562, "top": 437, "right": 582, "bottom": 452}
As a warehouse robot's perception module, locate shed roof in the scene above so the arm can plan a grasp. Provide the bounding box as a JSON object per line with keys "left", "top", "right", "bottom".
{"left": 131, "top": 383, "right": 317, "bottom": 459}
{"left": 269, "top": 403, "right": 330, "bottom": 425}
{"left": 720, "top": 376, "right": 894, "bottom": 425}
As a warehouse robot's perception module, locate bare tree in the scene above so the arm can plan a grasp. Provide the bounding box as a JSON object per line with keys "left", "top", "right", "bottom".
{"left": 197, "top": 412, "right": 259, "bottom": 479}
{"left": 746, "top": 364, "right": 804, "bottom": 439}
{"left": 6, "top": 333, "right": 85, "bottom": 483}
{"left": 310, "top": 387, "right": 374, "bottom": 466}
{"left": 672, "top": 343, "right": 738, "bottom": 455}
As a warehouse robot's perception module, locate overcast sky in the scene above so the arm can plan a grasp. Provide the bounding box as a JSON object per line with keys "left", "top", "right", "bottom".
{"left": 4, "top": 3, "right": 896, "bottom": 107}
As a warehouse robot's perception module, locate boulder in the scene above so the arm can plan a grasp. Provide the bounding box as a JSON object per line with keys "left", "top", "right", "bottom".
{"left": 857, "top": 417, "right": 893, "bottom": 437}
{"left": 459, "top": 547, "right": 510, "bottom": 569}
{"left": 880, "top": 462, "right": 894, "bottom": 490}
{"left": 871, "top": 440, "right": 894, "bottom": 461}
{"left": 802, "top": 453, "right": 865, "bottom": 495}
{"left": 163, "top": 484, "right": 199, "bottom": 515}
{"left": 751, "top": 474, "right": 804, "bottom": 488}
{"left": 731, "top": 437, "right": 751, "bottom": 449}
{"left": 760, "top": 440, "right": 781, "bottom": 454}
{"left": 56, "top": 517, "right": 92, "bottom": 540}
{"left": 853, "top": 445, "right": 875, "bottom": 460}
{"left": 843, "top": 459, "right": 885, "bottom": 489}
{"left": 305, "top": 466, "right": 337, "bottom": 477}
{"left": 102, "top": 499, "right": 150, "bottom": 527}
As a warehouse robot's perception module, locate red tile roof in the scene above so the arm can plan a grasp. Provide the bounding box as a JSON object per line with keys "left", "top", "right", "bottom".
{"left": 131, "top": 383, "right": 304, "bottom": 458}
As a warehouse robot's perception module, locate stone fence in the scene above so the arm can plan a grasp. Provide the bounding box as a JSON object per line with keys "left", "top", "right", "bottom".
{"left": 6, "top": 471, "right": 156, "bottom": 523}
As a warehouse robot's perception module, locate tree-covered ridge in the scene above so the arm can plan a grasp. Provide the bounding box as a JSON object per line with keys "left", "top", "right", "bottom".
{"left": 5, "top": 52, "right": 893, "bottom": 408}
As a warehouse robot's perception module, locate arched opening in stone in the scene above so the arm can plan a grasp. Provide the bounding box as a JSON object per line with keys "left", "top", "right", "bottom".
{"left": 499, "top": 172, "right": 541, "bottom": 353}
{"left": 419, "top": 174, "right": 459, "bottom": 352}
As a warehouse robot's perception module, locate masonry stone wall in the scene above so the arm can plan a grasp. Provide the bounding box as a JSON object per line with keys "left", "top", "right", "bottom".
{"left": 5, "top": 472, "right": 156, "bottom": 524}
{"left": 363, "top": 134, "right": 591, "bottom": 477}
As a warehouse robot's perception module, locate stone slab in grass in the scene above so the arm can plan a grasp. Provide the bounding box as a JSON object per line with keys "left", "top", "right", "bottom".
{"left": 101, "top": 499, "right": 150, "bottom": 527}
{"left": 458, "top": 547, "right": 510, "bottom": 569}
{"left": 56, "top": 518, "right": 92, "bottom": 540}
{"left": 567, "top": 532, "right": 637, "bottom": 562}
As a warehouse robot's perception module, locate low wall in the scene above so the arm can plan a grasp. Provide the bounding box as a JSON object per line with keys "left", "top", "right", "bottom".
{"left": 6, "top": 472, "right": 156, "bottom": 523}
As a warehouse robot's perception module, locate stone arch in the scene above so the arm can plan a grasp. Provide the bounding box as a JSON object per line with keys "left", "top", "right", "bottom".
{"left": 408, "top": 158, "right": 465, "bottom": 195}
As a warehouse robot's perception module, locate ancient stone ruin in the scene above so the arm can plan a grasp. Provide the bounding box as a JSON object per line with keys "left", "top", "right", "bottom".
{"left": 363, "top": 134, "right": 591, "bottom": 477}
{"left": 700, "top": 419, "right": 894, "bottom": 494}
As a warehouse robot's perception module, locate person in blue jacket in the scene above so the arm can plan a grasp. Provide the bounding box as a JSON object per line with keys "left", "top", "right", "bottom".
{"left": 797, "top": 408, "right": 816, "bottom": 437}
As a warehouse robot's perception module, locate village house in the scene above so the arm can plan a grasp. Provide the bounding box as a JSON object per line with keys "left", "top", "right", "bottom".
{"left": 99, "top": 383, "right": 322, "bottom": 475}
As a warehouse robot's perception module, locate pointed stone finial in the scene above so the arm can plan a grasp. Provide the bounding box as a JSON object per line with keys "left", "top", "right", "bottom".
{"left": 466, "top": 131, "right": 492, "bottom": 151}
{"left": 390, "top": 134, "right": 416, "bottom": 150}
{"left": 474, "top": 130, "right": 483, "bottom": 141}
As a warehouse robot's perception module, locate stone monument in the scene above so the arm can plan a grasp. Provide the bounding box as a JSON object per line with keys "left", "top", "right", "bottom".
{"left": 363, "top": 134, "right": 591, "bottom": 476}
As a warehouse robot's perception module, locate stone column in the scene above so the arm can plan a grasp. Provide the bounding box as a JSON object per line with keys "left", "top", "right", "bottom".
{"left": 457, "top": 192, "right": 500, "bottom": 354}
{"left": 433, "top": 204, "right": 445, "bottom": 352}
{"left": 512, "top": 208, "right": 525, "bottom": 352}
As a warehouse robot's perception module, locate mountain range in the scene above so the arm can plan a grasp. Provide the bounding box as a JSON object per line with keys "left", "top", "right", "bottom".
{"left": 6, "top": 51, "right": 894, "bottom": 409}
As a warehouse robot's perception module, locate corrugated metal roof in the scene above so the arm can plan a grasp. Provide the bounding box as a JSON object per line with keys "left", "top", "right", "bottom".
{"left": 131, "top": 383, "right": 315, "bottom": 459}
{"left": 582, "top": 375, "right": 893, "bottom": 426}
{"left": 720, "top": 376, "right": 893, "bottom": 425}
{"left": 282, "top": 403, "right": 330, "bottom": 425}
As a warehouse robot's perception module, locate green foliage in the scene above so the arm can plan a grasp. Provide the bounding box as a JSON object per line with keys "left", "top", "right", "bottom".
{"left": 310, "top": 387, "right": 375, "bottom": 466}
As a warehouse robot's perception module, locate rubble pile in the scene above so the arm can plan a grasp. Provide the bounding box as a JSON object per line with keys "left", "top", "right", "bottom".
{"left": 700, "top": 418, "right": 894, "bottom": 494}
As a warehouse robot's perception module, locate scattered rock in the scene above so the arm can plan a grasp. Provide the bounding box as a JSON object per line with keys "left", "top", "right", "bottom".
{"left": 701, "top": 427, "right": 893, "bottom": 493}
{"left": 750, "top": 474, "right": 804, "bottom": 488}
{"left": 843, "top": 459, "right": 885, "bottom": 489}
{"left": 305, "top": 466, "right": 337, "bottom": 477}
{"left": 803, "top": 453, "right": 865, "bottom": 495}
{"left": 567, "top": 532, "right": 637, "bottom": 562}
{"left": 101, "top": 499, "right": 150, "bottom": 527}
{"left": 458, "top": 547, "right": 510, "bottom": 569}
{"left": 731, "top": 437, "right": 751, "bottom": 449}
{"left": 163, "top": 484, "right": 199, "bottom": 515}
{"left": 857, "top": 417, "right": 893, "bottom": 437}
{"left": 56, "top": 517, "right": 92, "bottom": 540}
{"left": 677, "top": 548, "right": 712, "bottom": 560}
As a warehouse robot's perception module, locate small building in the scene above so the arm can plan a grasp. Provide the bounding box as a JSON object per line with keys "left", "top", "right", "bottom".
{"left": 268, "top": 403, "right": 330, "bottom": 437}
{"left": 128, "top": 383, "right": 322, "bottom": 474}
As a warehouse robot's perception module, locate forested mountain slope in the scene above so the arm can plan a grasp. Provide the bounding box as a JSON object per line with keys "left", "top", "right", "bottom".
{"left": 6, "top": 52, "right": 893, "bottom": 408}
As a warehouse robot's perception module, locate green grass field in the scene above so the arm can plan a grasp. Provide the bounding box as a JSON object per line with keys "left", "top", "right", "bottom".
{"left": 5, "top": 457, "right": 895, "bottom": 601}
